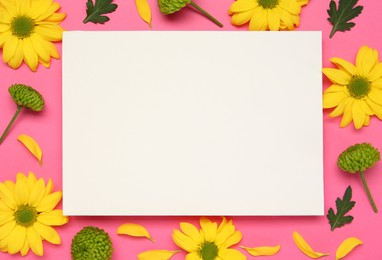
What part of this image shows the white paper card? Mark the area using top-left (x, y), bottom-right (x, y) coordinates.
top-left (63, 31), bottom-right (323, 216)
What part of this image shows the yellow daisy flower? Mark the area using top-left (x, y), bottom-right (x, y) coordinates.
top-left (172, 217), bottom-right (246, 260)
top-left (323, 46), bottom-right (382, 129)
top-left (0, 0), bottom-right (66, 71)
top-left (228, 0), bottom-right (308, 31)
top-left (0, 172), bottom-right (68, 256)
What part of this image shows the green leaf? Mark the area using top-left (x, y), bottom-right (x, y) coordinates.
top-left (327, 185), bottom-right (356, 231)
top-left (83, 0), bottom-right (118, 24)
top-left (327, 0), bottom-right (363, 38)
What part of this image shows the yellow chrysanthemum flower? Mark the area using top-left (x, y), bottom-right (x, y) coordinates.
top-left (323, 46), bottom-right (382, 129)
top-left (0, 0), bottom-right (66, 71)
top-left (228, 0), bottom-right (308, 31)
top-left (172, 217), bottom-right (246, 260)
top-left (0, 172), bottom-right (68, 256)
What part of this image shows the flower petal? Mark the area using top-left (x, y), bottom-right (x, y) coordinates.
top-left (248, 8), bottom-right (267, 30)
top-left (0, 30), bottom-right (11, 47)
top-left (7, 225), bottom-right (26, 254)
top-left (356, 46), bottom-right (379, 77)
top-left (180, 222), bottom-right (203, 245)
top-left (28, 178), bottom-right (45, 207)
top-left (200, 218), bottom-right (217, 242)
top-left (35, 2), bottom-right (60, 21)
top-left (138, 249), bottom-right (180, 260)
top-left (2, 36), bottom-right (19, 63)
top-left (215, 221), bottom-right (235, 245)
top-left (360, 100), bottom-right (374, 115)
top-left (44, 179), bottom-right (53, 196)
top-left (231, 9), bottom-right (255, 26)
top-left (26, 172), bottom-right (37, 191)
top-left (363, 115), bottom-right (370, 126)
top-left (35, 23), bottom-right (63, 42)
top-left (33, 221), bottom-right (61, 244)
top-left (352, 100), bottom-right (365, 129)
top-left (218, 248), bottom-right (247, 260)
top-left (15, 176), bottom-right (29, 205)
top-left (330, 57), bottom-right (357, 76)
top-left (367, 62), bottom-right (382, 82)
top-left (27, 226), bottom-right (43, 256)
top-left (368, 89), bottom-right (382, 105)
top-left (23, 37), bottom-right (39, 71)
top-left (323, 68), bottom-right (351, 85)
top-left (366, 99), bottom-right (382, 120)
top-left (0, 220), bottom-right (16, 240)
top-left (30, 33), bottom-right (50, 62)
top-left (222, 231), bottom-right (242, 248)
top-left (172, 229), bottom-right (198, 253)
top-left (186, 252), bottom-right (202, 260)
top-left (44, 12), bottom-right (66, 23)
top-left (0, 182), bottom-right (16, 209)
top-left (229, 0), bottom-right (258, 15)
top-left (268, 8), bottom-right (280, 31)
top-left (279, 8), bottom-right (294, 30)
top-left (340, 99), bottom-right (354, 127)
top-left (37, 210), bottom-right (68, 226)
top-left (36, 191), bottom-right (62, 212)
top-left (279, 0), bottom-right (301, 14)
top-left (324, 84), bottom-right (346, 93)
top-left (20, 236), bottom-right (30, 256)
top-left (323, 91), bottom-right (347, 108)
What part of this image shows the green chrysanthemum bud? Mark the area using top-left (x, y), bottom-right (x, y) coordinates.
top-left (337, 143), bottom-right (379, 213)
top-left (158, 0), bottom-right (223, 27)
top-left (9, 84), bottom-right (44, 111)
top-left (158, 0), bottom-right (190, 14)
top-left (71, 226), bottom-right (113, 260)
top-left (0, 84), bottom-right (45, 145)
top-left (337, 143), bottom-right (380, 173)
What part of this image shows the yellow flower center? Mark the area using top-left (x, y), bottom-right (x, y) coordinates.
top-left (258, 0), bottom-right (279, 9)
top-left (14, 204), bottom-right (38, 227)
top-left (347, 76), bottom-right (371, 99)
top-left (11, 16), bottom-right (35, 38)
top-left (199, 241), bottom-right (218, 260)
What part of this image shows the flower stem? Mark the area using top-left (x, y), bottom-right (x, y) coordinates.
top-left (359, 171), bottom-right (378, 213)
top-left (0, 106), bottom-right (22, 145)
top-left (189, 1), bottom-right (223, 28)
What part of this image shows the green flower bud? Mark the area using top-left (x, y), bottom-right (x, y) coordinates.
top-left (337, 143), bottom-right (380, 173)
top-left (158, 0), bottom-right (190, 14)
top-left (9, 84), bottom-right (44, 111)
top-left (71, 226), bottom-right (113, 260)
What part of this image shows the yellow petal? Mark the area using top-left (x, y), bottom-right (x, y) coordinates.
top-left (27, 172), bottom-right (37, 190)
top-left (23, 37), bottom-right (39, 71)
top-left (293, 231), bottom-right (329, 258)
top-left (323, 91), bottom-right (347, 108)
top-left (372, 78), bottom-right (382, 89)
top-left (35, 23), bottom-right (63, 42)
top-left (352, 99), bottom-right (365, 129)
top-left (0, 199), bottom-right (10, 211)
top-left (356, 46), bottom-right (379, 77)
top-left (330, 57), bottom-right (357, 76)
top-left (138, 249), bottom-right (180, 260)
top-left (180, 222), bottom-right (202, 245)
top-left (268, 8), bottom-right (280, 31)
top-left (8, 38), bottom-right (24, 69)
top-left (363, 115), bottom-right (370, 126)
top-left (172, 229), bottom-right (198, 252)
top-left (336, 237), bottom-right (362, 260)
top-left (0, 211), bottom-right (14, 226)
top-left (360, 100), bottom-right (374, 115)
top-left (17, 134), bottom-right (43, 165)
top-left (366, 98), bottom-right (382, 120)
top-left (3, 36), bottom-right (19, 63)
top-left (45, 40), bottom-right (59, 59)
top-left (7, 225), bottom-right (27, 254)
top-left (368, 62), bottom-right (382, 81)
top-left (368, 89), bottom-right (382, 105)
top-left (240, 245), bottom-right (281, 256)
top-left (44, 179), bottom-right (53, 196)
top-left (0, 182), bottom-right (16, 209)
top-left (279, 8), bottom-right (294, 30)
top-left (200, 218), bottom-right (217, 242)
top-left (218, 248), bottom-right (247, 260)
top-left (0, 30), bottom-right (12, 47)
top-left (186, 252), bottom-right (201, 260)
top-left (322, 68), bottom-right (351, 85)
top-left (20, 237), bottom-right (30, 256)
top-left (249, 8), bottom-right (267, 30)
top-left (28, 178), bottom-right (45, 207)
top-left (215, 220), bottom-right (235, 245)
top-left (35, 2), bottom-right (61, 21)
top-left (324, 84), bottom-right (346, 93)
top-left (223, 231), bottom-right (242, 248)
top-left (44, 12), bottom-right (66, 23)
top-left (340, 99), bottom-right (354, 127)
top-left (36, 191), bottom-right (62, 212)
top-left (15, 176), bottom-right (29, 204)
top-left (30, 34), bottom-right (50, 62)
top-left (117, 223), bottom-right (155, 242)
top-left (229, 0), bottom-right (258, 15)
top-left (27, 226), bottom-right (43, 256)
top-left (33, 221), bottom-right (61, 244)
top-left (231, 9), bottom-right (255, 26)
top-left (37, 210), bottom-right (68, 226)
top-left (0, 220), bottom-right (16, 240)
top-left (279, 0), bottom-right (301, 14)
top-left (135, 0), bottom-right (152, 28)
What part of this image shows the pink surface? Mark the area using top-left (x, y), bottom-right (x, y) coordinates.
top-left (0, 0), bottom-right (382, 259)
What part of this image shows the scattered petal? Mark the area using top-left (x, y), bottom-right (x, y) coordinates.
top-left (17, 134), bottom-right (43, 165)
top-left (293, 231), bottom-right (329, 259)
top-left (336, 237), bottom-right (362, 260)
top-left (117, 223), bottom-right (155, 242)
top-left (240, 245), bottom-right (280, 256)
top-left (135, 0), bottom-right (152, 28)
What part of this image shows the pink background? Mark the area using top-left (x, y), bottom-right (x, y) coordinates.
top-left (1, 0), bottom-right (382, 259)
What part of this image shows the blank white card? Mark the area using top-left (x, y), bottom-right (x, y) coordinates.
top-left (63, 31), bottom-right (323, 216)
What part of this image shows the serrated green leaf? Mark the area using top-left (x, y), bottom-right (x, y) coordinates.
top-left (327, 186), bottom-right (356, 231)
top-left (327, 0), bottom-right (363, 38)
top-left (83, 0), bottom-right (118, 24)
